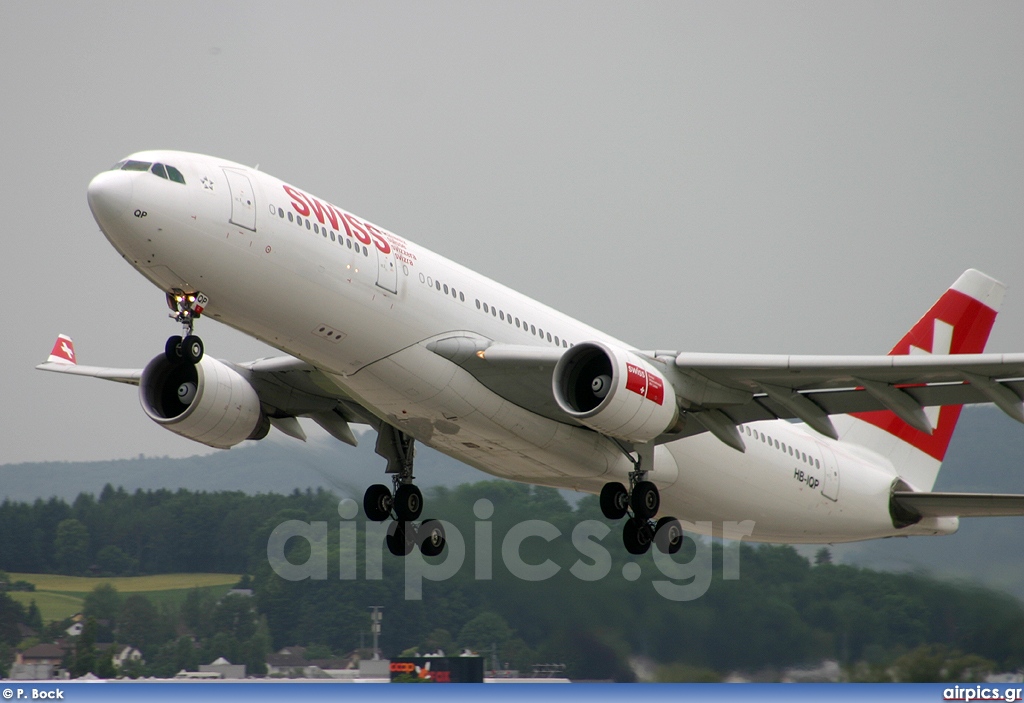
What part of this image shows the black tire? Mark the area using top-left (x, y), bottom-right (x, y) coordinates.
top-left (418, 519), bottom-right (446, 557)
top-left (394, 484), bottom-right (423, 522)
top-left (654, 516), bottom-right (683, 555)
top-left (599, 482), bottom-right (629, 520)
top-left (183, 335), bottom-right (204, 364)
top-left (622, 518), bottom-right (653, 555)
top-left (165, 336), bottom-right (183, 363)
top-left (386, 520), bottom-right (413, 557)
top-left (631, 481), bottom-right (660, 520)
top-left (363, 484), bottom-right (393, 522)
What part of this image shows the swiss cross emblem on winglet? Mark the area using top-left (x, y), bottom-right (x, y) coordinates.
top-left (47, 334), bottom-right (77, 365)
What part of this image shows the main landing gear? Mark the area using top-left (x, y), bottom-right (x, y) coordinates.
top-left (164, 290), bottom-right (208, 365)
top-left (599, 446), bottom-right (683, 556)
top-left (363, 425), bottom-right (446, 557)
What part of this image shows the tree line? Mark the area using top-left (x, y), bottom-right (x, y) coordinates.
top-left (1, 481), bottom-right (1023, 680)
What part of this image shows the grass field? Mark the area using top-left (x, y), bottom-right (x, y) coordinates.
top-left (8, 573), bottom-right (242, 623)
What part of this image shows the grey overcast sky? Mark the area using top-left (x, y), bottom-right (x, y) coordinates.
top-left (2, 2), bottom-right (1022, 465)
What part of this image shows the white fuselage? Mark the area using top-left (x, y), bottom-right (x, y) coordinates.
top-left (87, 151), bottom-right (955, 544)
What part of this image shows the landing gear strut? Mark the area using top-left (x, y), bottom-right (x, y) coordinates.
top-left (600, 443), bottom-right (682, 556)
top-left (164, 290), bottom-right (207, 365)
top-left (362, 425), bottom-right (446, 557)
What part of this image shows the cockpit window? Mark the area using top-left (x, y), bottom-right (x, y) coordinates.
top-left (110, 160), bottom-right (127, 171)
top-left (165, 165), bottom-right (186, 184)
top-left (151, 163), bottom-right (168, 179)
top-left (121, 160), bottom-right (152, 171)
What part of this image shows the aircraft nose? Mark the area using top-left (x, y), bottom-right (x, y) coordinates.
top-left (87, 169), bottom-right (133, 228)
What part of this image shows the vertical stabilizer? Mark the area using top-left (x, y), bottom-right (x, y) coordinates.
top-left (835, 269), bottom-right (1005, 490)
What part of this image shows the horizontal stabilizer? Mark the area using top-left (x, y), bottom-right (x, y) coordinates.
top-left (892, 491), bottom-right (1024, 518)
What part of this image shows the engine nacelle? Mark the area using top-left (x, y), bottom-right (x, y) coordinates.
top-left (553, 341), bottom-right (679, 443)
top-left (140, 354), bottom-right (269, 449)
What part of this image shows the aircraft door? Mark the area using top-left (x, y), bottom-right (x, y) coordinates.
top-left (223, 169), bottom-right (257, 232)
top-left (375, 246), bottom-right (398, 294)
top-left (820, 446), bottom-right (840, 501)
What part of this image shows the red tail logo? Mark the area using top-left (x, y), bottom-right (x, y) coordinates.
top-left (851, 282), bottom-right (999, 461)
top-left (48, 334), bottom-right (77, 364)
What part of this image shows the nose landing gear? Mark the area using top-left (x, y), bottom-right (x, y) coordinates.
top-left (164, 290), bottom-right (208, 365)
top-left (600, 444), bottom-right (683, 556)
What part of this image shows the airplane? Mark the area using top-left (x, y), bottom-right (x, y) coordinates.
top-left (37, 150), bottom-right (1024, 558)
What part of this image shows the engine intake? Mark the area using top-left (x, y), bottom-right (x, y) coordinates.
top-left (140, 354), bottom-right (269, 449)
top-left (553, 342), bottom-right (679, 443)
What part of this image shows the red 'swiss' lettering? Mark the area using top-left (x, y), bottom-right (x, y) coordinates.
top-left (307, 197), bottom-right (340, 230)
top-left (364, 223), bottom-right (392, 254)
top-left (281, 184), bottom-right (405, 257)
top-left (283, 185), bottom-right (310, 216)
top-left (342, 212), bottom-right (373, 246)
top-left (625, 363), bottom-right (665, 406)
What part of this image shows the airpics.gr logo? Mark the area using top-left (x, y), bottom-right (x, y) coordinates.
top-left (266, 499), bottom-right (754, 601)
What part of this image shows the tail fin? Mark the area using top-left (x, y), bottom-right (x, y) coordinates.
top-left (836, 269), bottom-right (1005, 491)
top-left (47, 334), bottom-right (77, 365)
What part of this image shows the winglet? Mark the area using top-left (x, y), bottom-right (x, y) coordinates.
top-left (47, 334), bottom-right (77, 365)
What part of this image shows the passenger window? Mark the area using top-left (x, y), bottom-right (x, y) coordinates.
top-left (363, 246), bottom-right (368, 256)
top-left (815, 460), bottom-right (820, 469)
top-left (492, 307), bottom-right (497, 317)
top-left (538, 329), bottom-right (544, 338)
top-left (150, 163), bottom-right (168, 179)
top-left (306, 220), bottom-right (311, 230)
top-left (166, 165), bottom-right (186, 184)
top-left (483, 303), bottom-right (489, 313)
top-left (278, 208), bottom-right (284, 218)
top-left (515, 317), bottom-right (520, 327)
top-left (546, 332), bottom-right (552, 342)
top-left (346, 239), bottom-right (352, 249)
top-left (288, 212), bottom-right (294, 222)
top-left (314, 223), bottom-right (320, 234)
top-left (330, 232), bottom-right (336, 242)
top-left (499, 311), bottom-right (505, 321)
top-left (436, 281), bottom-right (441, 291)
top-left (554, 335), bottom-right (560, 345)
top-left (476, 300), bottom-right (481, 309)
top-left (443, 284), bottom-right (449, 294)
top-left (459, 292), bottom-right (465, 302)
top-left (530, 325), bottom-right (536, 335)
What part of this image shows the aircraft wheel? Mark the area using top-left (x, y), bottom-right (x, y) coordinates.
top-left (394, 484), bottom-right (423, 522)
top-left (623, 518), bottom-right (653, 555)
top-left (165, 335), bottom-right (183, 363)
top-left (363, 484), bottom-right (393, 522)
top-left (387, 520), bottom-right (414, 557)
top-left (599, 482), bottom-right (629, 520)
top-left (654, 516), bottom-right (683, 555)
top-left (418, 519), bottom-right (446, 557)
top-left (631, 481), bottom-right (660, 520)
top-left (183, 335), bottom-right (204, 364)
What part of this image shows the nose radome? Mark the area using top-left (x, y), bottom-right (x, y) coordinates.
top-left (87, 169), bottom-right (133, 229)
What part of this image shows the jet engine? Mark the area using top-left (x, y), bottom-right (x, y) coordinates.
top-left (140, 354), bottom-right (270, 449)
top-left (553, 341), bottom-right (679, 443)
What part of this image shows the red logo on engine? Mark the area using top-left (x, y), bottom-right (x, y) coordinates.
top-left (625, 363), bottom-right (664, 405)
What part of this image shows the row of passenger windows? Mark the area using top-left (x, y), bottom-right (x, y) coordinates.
top-left (742, 425), bottom-right (821, 470)
top-left (418, 274), bottom-right (572, 348)
top-left (275, 206), bottom-right (370, 258)
top-left (111, 160), bottom-right (186, 184)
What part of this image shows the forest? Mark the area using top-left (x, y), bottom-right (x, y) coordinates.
top-left (1, 481), bottom-right (1023, 681)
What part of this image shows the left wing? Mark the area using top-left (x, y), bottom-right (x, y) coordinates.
top-left (36, 334), bottom-right (371, 446)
